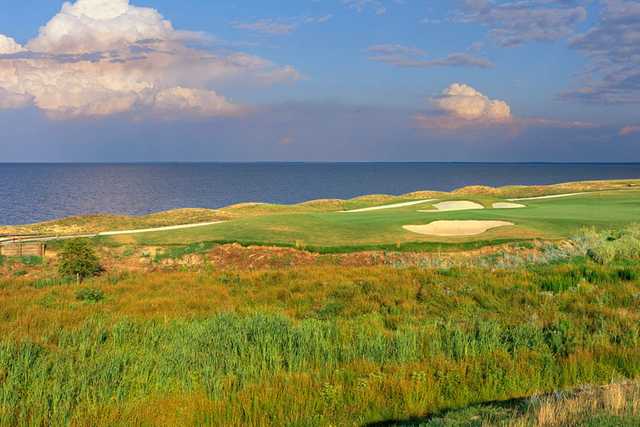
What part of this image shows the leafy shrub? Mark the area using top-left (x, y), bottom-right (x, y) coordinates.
top-left (12, 270), bottom-right (28, 277)
top-left (543, 320), bottom-right (576, 357)
top-left (576, 225), bottom-right (640, 264)
top-left (75, 288), bottom-right (104, 303)
top-left (587, 246), bottom-right (617, 265)
top-left (58, 239), bottom-right (101, 283)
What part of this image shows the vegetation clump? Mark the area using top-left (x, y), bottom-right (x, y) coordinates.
top-left (58, 239), bottom-right (102, 284)
top-left (576, 224), bottom-right (640, 264)
top-left (75, 287), bottom-right (105, 303)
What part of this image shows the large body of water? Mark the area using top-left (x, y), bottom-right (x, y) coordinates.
top-left (1, 163), bottom-right (640, 225)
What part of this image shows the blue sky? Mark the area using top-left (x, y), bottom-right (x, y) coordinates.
top-left (0, 0), bottom-right (638, 162)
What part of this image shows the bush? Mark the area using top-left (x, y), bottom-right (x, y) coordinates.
top-left (576, 225), bottom-right (640, 264)
top-left (75, 288), bottom-right (104, 303)
top-left (58, 239), bottom-right (101, 283)
top-left (587, 245), bottom-right (617, 265)
top-left (543, 320), bottom-right (576, 357)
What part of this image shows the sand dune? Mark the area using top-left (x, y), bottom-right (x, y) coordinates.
top-left (403, 220), bottom-right (514, 237)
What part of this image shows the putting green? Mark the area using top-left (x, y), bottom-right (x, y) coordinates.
top-left (108, 189), bottom-right (640, 250)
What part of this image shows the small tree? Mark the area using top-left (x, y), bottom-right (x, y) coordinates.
top-left (58, 239), bottom-right (101, 284)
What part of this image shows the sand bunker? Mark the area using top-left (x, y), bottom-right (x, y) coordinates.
top-left (492, 202), bottom-right (526, 209)
top-left (343, 199), bottom-right (437, 213)
top-left (403, 220), bottom-right (514, 237)
top-left (420, 201), bottom-right (484, 212)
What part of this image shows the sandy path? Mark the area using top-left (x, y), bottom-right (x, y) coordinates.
top-left (404, 220), bottom-right (514, 237)
top-left (0, 221), bottom-right (225, 243)
top-left (508, 192), bottom-right (587, 201)
top-left (98, 221), bottom-right (224, 236)
top-left (343, 199), bottom-right (437, 213)
top-left (419, 201), bottom-right (484, 212)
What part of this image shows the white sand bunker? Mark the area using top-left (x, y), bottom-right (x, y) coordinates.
top-left (492, 202), bottom-right (526, 209)
top-left (420, 201), bottom-right (484, 212)
top-left (404, 220), bottom-right (514, 237)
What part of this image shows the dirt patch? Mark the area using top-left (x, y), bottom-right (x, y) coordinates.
top-left (404, 220), bottom-right (515, 237)
top-left (207, 244), bottom-right (318, 269)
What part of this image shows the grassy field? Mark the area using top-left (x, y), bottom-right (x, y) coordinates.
top-left (1, 253), bottom-right (640, 425)
top-left (2, 180), bottom-right (640, 425)
top-left (108, 190), bottom-right (640, 251)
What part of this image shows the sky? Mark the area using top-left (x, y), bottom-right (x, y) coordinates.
top-left (0, 0), bottom-right (639, 162)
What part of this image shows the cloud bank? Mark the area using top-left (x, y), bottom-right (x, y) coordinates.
top-left (0, 0), bottom-right (299, 119)
top-left (562, 0), bottom-right (640, 104)
top-left (460, 0), bottom-right (587, 47)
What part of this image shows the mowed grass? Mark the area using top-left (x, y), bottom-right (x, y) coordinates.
top-left (116, 190), bottom-right (640, 249)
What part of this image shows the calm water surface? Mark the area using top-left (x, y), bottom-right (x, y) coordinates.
top-left (1, 163), bottom-right (640, 225)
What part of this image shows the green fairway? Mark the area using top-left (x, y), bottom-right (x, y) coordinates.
top-left (112, 189), bottom-right (640, 249)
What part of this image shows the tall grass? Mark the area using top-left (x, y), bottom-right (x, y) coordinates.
top-left (1, 259), bottom-right (640, 425)
top-left (1, 314), bottom-right (639, 426)
top-left (574, 224), bottom-right (640, 264)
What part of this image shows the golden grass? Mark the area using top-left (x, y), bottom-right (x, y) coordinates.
top-left (524, 382), bottom-right (640, 426)
top-left (0, 208), bottom-right (226, 235)
top-left (1, 260), bottom-right (640, 426)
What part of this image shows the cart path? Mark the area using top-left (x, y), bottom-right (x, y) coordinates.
top-left (0, 221), bottom-right (225, 244)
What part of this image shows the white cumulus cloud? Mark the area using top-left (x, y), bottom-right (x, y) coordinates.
top-left (436, 83), bottom-right (511, 121)
top-left (0, 35), bottom-right (24, 54)
top-left (415, 83), bottom-right (598, 133)
top-left (0, 0), bottom-right (300, 119)
top-left (416, 83), bottom-right (512, 129)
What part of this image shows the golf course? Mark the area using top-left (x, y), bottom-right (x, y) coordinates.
top-left (3, 179), bottom-right (640, 426)
top-left (109, 186), bottom-right (640, 252)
